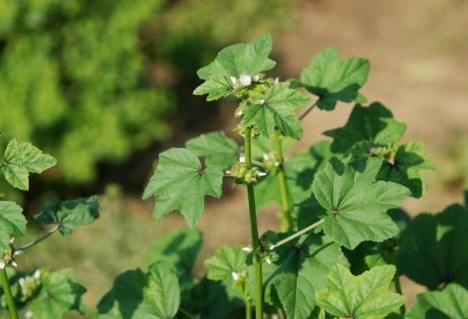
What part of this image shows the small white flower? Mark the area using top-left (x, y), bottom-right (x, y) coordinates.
top-left (11, 261), bottom-right (17, 268)
top-left (242, 246), bottom-right (252, 253)
top-left (0, 261), bottom-right (5, 269)
top-left (239, 154), bottom-right (246, 163)
top-left (259, 99), bottom-right (265, 105)
top-left (257, 171), bottom-right (267, 177)
top-left (18, 278), bottom-right (25, 288)
top-left (14, 250), bottom-right (24, 257)
top-left (25, 311), bottom-right (33, 319)
top-left (34, 269), bottom-right (41, 279)
top-left (235, 109), bottom-right (243, 117)
top-left (239, 74), bottom-right (252, 86)
top-left (274, 77), bottom-right (279, 83)
top-left (265, 257), bottom-right (272, 264)
top-left (231, 272), bottom-right (240, 281)
top-left (262, 153), bottom-right (270, 160)
top-left (253, 74), bottom-right (260, 82)
top-left (9, 237), bottom-right (15, 244)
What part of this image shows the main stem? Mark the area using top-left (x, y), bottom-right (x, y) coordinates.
top-left (244, 127), bottom-right (263, 319)
top-left (0, 268), bottom-right (19, 319)
top-left (273, 129), bottom-right (293, 231)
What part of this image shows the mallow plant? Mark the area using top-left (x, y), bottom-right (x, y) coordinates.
top-left (1, 35), bottom-right (468, 319)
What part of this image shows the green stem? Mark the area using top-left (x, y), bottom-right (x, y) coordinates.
top-left (15, 224), bottom-right (59, 253)
top-left (269, 219), bottom-right (324, 250)
top-left (244, 285), bottom-right (252, 319)
top-left (179, 308), bottom-right (196, 319)
top-left (299, 100), bottom-right (318, 121)
top-left (0, 268), bottom-right (19, 319)
top-left (244, 127), bottom-right (263, 319)
top-left (273, 129), bottom-right (293, 231)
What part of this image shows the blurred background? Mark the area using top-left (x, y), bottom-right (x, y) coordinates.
top-left (0, 0), bottom-right (467, 313)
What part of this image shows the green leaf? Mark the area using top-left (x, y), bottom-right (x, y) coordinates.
top-left (324, 103), bottom-right (406, 154)
top-left (186, 131), bottom-right (239, 168)
top-left (97, 263), bottom-right (180, 319)
top-left (181, 276), bottom-right (243, 319)
top-left (141, 262), bottom-right (180, 319)
top-left (205, 245), bottom-right (247, 287)
top-left (255, 140), bottom-right (333, 210)
top-left (300, 47), bottom-right (370, 110)
top-left (397, 203), bottom-right (468, 289)
top-left (407, 284), bottom-right (468, 319)
top-left (35, 195), bottom-right (100, 235)
top-left (0, 201), bottom-right (26, 252)
top-left (265, 234), bottom-right (347, 319)
top-left (194, 35), bottom-right (276, 101)
top-left (312, 158), bottom-right (410, 249)
top-left (97, 269), bottom-right (147, 319)
top-left (379, 142), bottom-right (434, 198)
top-left (1, 139), bottom-right (56, 190)
top-left (143, 148), bottom-right (224, 227)
top-left (315, 264), bottom-right (405, 319)
top-left (29, 269), bottom-right (86, 319)
top-left (144, 229), bottom-right (202, 290)
top-left (242, 83), bottom-right (309, 139)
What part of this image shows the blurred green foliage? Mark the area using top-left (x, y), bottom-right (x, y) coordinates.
top-left (0, 0), bottom-right (297, 184)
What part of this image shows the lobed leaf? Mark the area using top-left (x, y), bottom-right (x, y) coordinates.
top-left (324, 102), bottom-right (406, 154)
top-left (300, 47), bottom-right (369, 110)
top-left (397, 203), bottom-right (468, 289)
top-left (0, 201), bottom-right (27, 252)
top-left (407, 284), bottom-right (468, 319)
top-left (35, 195), bottom-right (100, 235)
top-left (241, 82), bottom-right (309, 139)
top-left (1, 139), bottom-right (56, 190)
top-left (143, 148), bottom-right (224, 227)
top-left (264, 234), bottom-right (347, 319)
top-left (312, 158), bottom-right (410, 249)
top-left (194, 35), bottom-right (276, 101)
top-left (205, 245), bottom-right (247, 286)
top-left (185, 131), bottom-right (239, 168)
top-left (29, 269), bottom-right (86, 319)
top-left (378, 142), bottom-right (435, 198)
top-left (315, 264), bottom-right (405, 319)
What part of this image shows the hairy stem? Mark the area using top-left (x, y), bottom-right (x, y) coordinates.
top-left (273, 129), bottom-right (293, 231)
top-left (0, 268), bottom-right (19, 319)
top-left (244, 127), bottom-right (263, 319)
top-left (269, 219), bottom-right (324, 250)
top-left (15, 224), bottom-right (59, 253)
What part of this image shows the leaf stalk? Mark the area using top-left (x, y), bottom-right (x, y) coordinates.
top-left (269, 219), bottom-right (324, 250)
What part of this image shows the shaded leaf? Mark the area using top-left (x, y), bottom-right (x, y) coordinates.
top-left (324, 103), bottom-right (406, 154)
top-left (144, 229), bottom-right (202, 290)
top-left (407, 284), bottom-right (468, 319)
top-left (264, 234), bottom-right (347, 319)
top-left (300, 48), bottom-right (369, 110)
top-left (29, 269), bottom-right (86, 319)
top-left (35, 195), bottom-right (100, 235)
top-left (312, 158), bottom-right (410, 249)
top-left (397, 204), bottom-right (468, 289)
top-left (315, 264), bottom-right (405, 319)
top-left (143, 148), bottom-right (224, 227)
top-left (194, 35), bottom-right (276, 101)
top-left (378, 142), bottom-right (434, 198)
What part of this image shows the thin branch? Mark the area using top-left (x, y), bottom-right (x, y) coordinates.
top-left (15, 224), bottom-right (59, 253)
top-left (299, 100), bottom-right (318, 121)
top-left (269, 219), bottom-right (324, 250)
